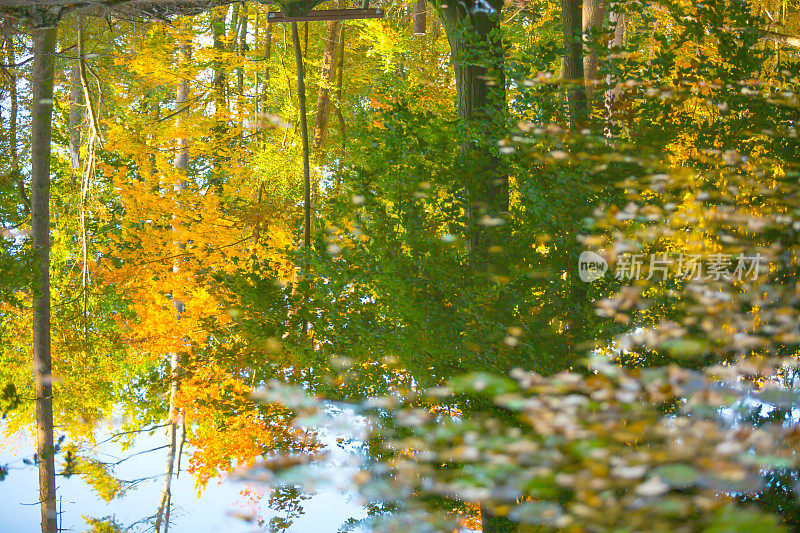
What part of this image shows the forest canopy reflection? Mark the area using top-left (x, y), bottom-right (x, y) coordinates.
top-left (2, 0), bottom-right (800, 531)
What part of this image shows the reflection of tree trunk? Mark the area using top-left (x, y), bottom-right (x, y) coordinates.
top-left (154, 359), bottom-right (178, 533)
top-left (334, 22), bottom-right (346, 172)
top-left (77, 15), bottom-right (100, 332)
top-left (413, 0), bottom-right (427, 35)
top-left (254, 11), bottom-right (260, 117)
top-left (212, 10), bottom-right (228, 180)
top-left (292, 22), bottom-right (311, 250)
top-left (236, 3), bottom-right (248, 96)
top-left (311, 17), bottom-right (340, 203)
top-left (311, 19), bottom-right (339, 160)
top-left (438, 0), bottom-right (508, 267)
top-left (257, 20), bottom-right (271, 148)
top-left (4, 21), bottom-right (26, 211)
top-left (31, 23), bottom-right (58, 533)
top-left (437, 5), bottom-right (512, 527)
top-left (582, 0), bottom-right (604, 103)
top-left (68, 62), bottom-right (83, 175)
top-left (561, 0), bottom-right (586, 129)
top-left (155, 43), bottom-right (190, 533)
top-left (291, 21), bottom-right (311, 336)
top-left (227, 2), bottom-right (239, 50)
top-left (264, 22), bottom-right (271, 89)
top-left (212, 10), bottom-right (226, 115)
top-left (604, 10), bottom-right (625, 137)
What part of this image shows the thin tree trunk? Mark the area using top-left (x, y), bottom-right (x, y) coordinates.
top-left (154, 362), bottom-right (178, 533)
top-left (292, 21), bottom-right (311, 250)
top-left (212, 9), bottom-right (226, 112)
top-left (236, 3), bottom-right (248, 140)
top-left (236, 3), bottom-right (247, 95)
top-left (4, 21), bottom-right (25, 211)
top-left (258, 21), bottom-right (271, 147)
top-left (292, 21), bottom-right (311, 336)
top-left (281, 24), bottom-right (293, 106)
top-left (310, 18), bottom-right (339, 205)
top-left (311, 19), bottom-right (339, 160)
top-left (264, 21), bottom-right (271, 89)
top-left (582, 0), bottom-right (604, 103)
top-left (561, 0), bottom-right (587, 129)
top-left (212, 10), bottom-right (228, 175)
top-left (155, 42), bottom-right (190, 533)
top-left (77, 15), bottom-right (100, 332)
top-left (31, 23), bottom-right (58, 533)
top-left (334, 21), bottom-right (346, 181)
top-left (254, 10), bottom-right (260, 117)
top-left (68, 63), bottom-right (82, 175)
top-left (604, 10), bottom-right (625, 137)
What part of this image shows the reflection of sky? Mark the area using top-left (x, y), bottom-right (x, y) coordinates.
top-left (0, 407), bottom-right (368, 532)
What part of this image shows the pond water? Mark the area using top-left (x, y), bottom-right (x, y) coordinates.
top-left (4, 0), bottom-right (800, 532)
top-left (0, 407), bottom-right (369, 532)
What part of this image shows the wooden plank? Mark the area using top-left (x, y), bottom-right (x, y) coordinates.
top-left (267, 8), bottom-right (384, 23)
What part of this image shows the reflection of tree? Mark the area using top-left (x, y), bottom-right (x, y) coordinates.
top-left (30, 23), bottom-right (59, 533)
top-left (265, 484), bottom-right (312, 532)
top-left (84, 516), bottom-right (124, 532)
top-left (153, 402), bottom-right (181, 533)
top-left (154, 33), bottom-right (191, 533)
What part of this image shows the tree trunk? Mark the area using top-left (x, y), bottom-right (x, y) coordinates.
top-left (155, 42), bottom-right (190, 533)
top-left (291, 22), bottom-right (311, 250)
top-left (439, 3), bottom-right (505, 125)
top-left (258, 20), bottom-right (272, 147)
top-left (311, 19), bottom-right (339, 161)
top-left (334, 21), bottom-right (346, 166)
top-left (227, 2), bottom-right (240, 50)
top-left (31, 23), bottom-right (58, 533)
top-left (236, 3), bottom-right (248, 95)
top-left (212, 9), bottom-right (226, 113)
top-left (212, 9), bottom-right (228, 175)
top-left (561, 0), bottom-right (587, 129)
top-left (292, 21), bottom-right (312, 336)
top-left (4, 21), bottom-right (26, 212)
top-left (154, 361), bottom-right (178, 533)
top-left (437, 0), bottom-right (508, 267)
top-left (437, 4), bottom-right (513, 524)
top-left (254, 10), bottom-right (260, 116)
top-left (413, 0), bottom-right (426, 35)
top-left (76, 14), bottom-right (99, 331)
top-left (582, 0), bottom-right (604, 103)
top-left (304, 21), bottom-right (308, 59)
top-left (68, 60), bottom-right (83, 175)
top-left (264, 21), bottom-right (271, 89)
top-left (604, 9), bottom-right (625, 137)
